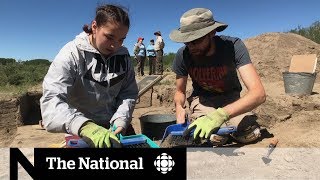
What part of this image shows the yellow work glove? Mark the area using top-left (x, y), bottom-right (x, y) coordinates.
top-left (79, 121), bottom-right (121, 148)
top-left (183, 108), bottom-right (229, 140)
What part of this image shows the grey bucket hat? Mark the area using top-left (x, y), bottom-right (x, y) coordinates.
top-left (169, 8), bottom-right (228, 43)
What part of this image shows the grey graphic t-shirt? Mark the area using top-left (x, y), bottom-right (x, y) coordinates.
top-left (172, 35), bottom-right (251, 97)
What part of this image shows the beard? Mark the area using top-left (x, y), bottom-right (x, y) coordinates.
top-left (189, 41), bottom-right (213, 57)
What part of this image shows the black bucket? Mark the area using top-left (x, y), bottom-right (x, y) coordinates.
top-left (139, 114), bottom-right (176, 140)
top-left (283, 72), bottom-right (317, 95)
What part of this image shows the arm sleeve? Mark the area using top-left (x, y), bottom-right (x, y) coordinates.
top-left (233, 38), bottom-right (252, 69)
top-left (110, 55), bottom-right (138, 129)
top-left (40, 43), bottom-right (89, 136)
top-left (172, 47), bottom-right (188, 76)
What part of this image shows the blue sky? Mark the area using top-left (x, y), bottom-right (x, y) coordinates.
top-left (1, 0), bottom-right (319, 61)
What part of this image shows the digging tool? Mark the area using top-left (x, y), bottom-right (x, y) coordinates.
top-left (262, 138), bottom-right (279, 164)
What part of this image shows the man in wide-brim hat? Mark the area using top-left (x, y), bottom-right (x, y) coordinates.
top-left (170, 8), bottom-right (266, 146)
top-left (154, 30), bottom-right (165, 75)
top-left (169, 8), bottom-right (227, 43)
top-left (154, 31), bottom-right (162, 36)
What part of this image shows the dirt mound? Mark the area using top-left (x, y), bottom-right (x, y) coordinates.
top-left (244, 32), bottom-right (320, 82)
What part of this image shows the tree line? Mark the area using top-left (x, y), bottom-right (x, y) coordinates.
top-left (0, 54), bottom-right (176, 87)
top-left (130, 52), bottom-right (176, 71)
top-left (289, 21), bottom-right (320, 44)
top-left (0, 58), bottom-right (50, 86)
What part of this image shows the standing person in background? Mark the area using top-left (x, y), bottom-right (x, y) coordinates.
top-left (133, 37), bottom-right (146, 76)
top-left (154, 31), bottom-right (165, 75)
top-left (40, 4), bottom-right (138, 148)
top-left (170, 8), bottom-right (266, 145)
top-left (146, 39), bottom-right (156, 75)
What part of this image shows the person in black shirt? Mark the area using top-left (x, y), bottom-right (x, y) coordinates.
top-left (170, 8), bottom-right (266, 145)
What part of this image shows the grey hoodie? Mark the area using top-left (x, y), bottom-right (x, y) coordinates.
top-left (40, 32), bottom-right (138, 136)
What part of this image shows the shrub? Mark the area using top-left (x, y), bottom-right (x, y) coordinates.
top-left (289, 21), bottom-right (320, 44)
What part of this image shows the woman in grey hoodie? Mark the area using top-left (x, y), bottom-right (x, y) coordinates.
top-left (40, 4), bottom-right (138, 148)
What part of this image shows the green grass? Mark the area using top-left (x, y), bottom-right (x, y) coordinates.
top-left (0, 84), bottom-right (32, 96)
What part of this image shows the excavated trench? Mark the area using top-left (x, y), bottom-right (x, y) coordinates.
top-left (0, 91), bottom-right (42, 146)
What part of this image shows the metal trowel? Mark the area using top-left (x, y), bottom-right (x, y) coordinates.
top-left (262, 138), bottom-right (279, 164)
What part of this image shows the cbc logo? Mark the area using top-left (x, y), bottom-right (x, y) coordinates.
top-left (154, 153), bottom-right (175, 174)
